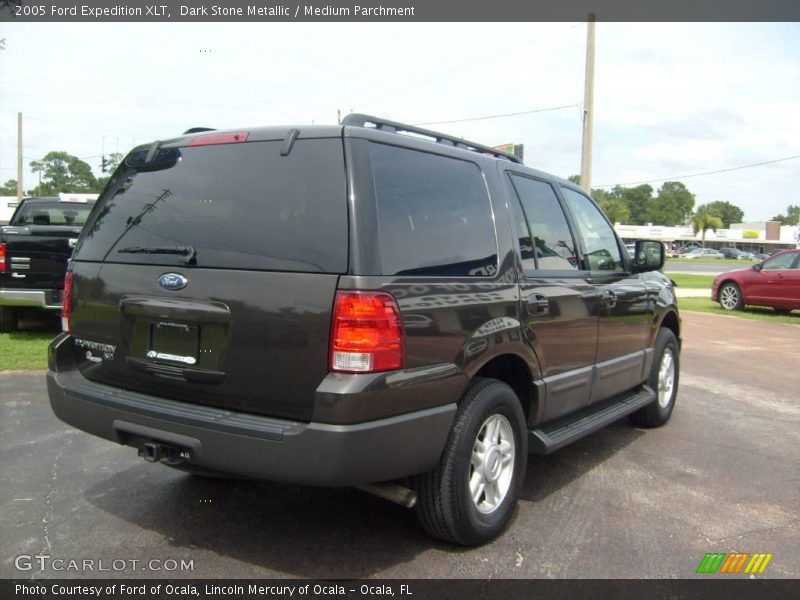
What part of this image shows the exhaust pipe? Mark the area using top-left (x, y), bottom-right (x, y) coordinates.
top-left (356, 482), bottom-right (417, 508)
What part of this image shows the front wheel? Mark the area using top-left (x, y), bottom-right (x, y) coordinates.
top-left (630, 328), bottom-right (680, 428)
top-left (718, 282), bottom-right (743, 311)
top-left (413, 378), bottom-right (527, 546)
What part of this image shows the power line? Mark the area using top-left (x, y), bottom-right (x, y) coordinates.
top-left (595, 155), bottom-right (800, 188)
top-left (414, 104), bottom-right (581, 126)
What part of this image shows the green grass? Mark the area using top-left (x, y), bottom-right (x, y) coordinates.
top-left (0, 331), bottom-right (56, 370)
top-left (668, 274), bottom-right (715, 289)
top-left (678, 297), bottom-right (800, 324)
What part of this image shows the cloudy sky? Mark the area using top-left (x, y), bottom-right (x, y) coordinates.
top-left (1, 22), bottom-right (798, 221)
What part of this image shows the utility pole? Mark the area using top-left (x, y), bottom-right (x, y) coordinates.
top-left (16, 112), bottom-right (23, 202)
top-left (580, 14), bottom-right (596, 192)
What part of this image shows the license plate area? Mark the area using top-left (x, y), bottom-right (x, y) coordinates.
top-left (148, 321), bottom-right (199, 366)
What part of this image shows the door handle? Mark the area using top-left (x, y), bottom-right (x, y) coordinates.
top-left (11, 273), bottom-right (26, 279)
top-left (527, 293), bottom-right (550, 316)
top-left (603, 290), bottom-right (618, 309)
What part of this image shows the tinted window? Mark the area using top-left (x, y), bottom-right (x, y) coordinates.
top-left (76, 139), bottom-right (347, 273)
top-left (763, 252), bottom-right (796, 270)
top-left (560, 187), bottom-right (624, 272)
top-left (13, 201), bottom-right (93, 226)
top-left (505, 178), bottom-right (536, 272)
top-left (370, 143), bottom-right (497, 277)
top-left (509, 175), bottom-right (578, 271)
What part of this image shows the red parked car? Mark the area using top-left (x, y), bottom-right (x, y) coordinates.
top-left (712, 249), bottom-right (800, 313)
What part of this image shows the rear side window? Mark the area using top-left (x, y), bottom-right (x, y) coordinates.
top-left (369, 143), bottom-right (497, 277)
top-left (76, 139), bottom-right (347, 273)
top-left (13, 202), bottom-right (93, 226)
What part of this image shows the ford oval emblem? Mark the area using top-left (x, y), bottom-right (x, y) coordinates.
top-left (158, 273), bottom-right (188, 291)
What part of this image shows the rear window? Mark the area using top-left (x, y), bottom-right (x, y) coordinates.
top-left (75, 139), bottom-right (347, 273)
top-left (369, 143), bottom-right (497, 277)
top-left (12, 202), bottom-right (93, 226)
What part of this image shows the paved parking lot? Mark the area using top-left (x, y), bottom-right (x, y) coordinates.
top-left (1, 311), bottom-right (798, 579)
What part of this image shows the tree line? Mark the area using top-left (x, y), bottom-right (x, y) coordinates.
top-left (0, 151), bottom-right (123, 197)
top-left (567, 175), bottom-right (799, 231)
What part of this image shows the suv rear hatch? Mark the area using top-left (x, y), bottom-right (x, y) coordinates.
top-left (67, 130), bottom-right (347, 422)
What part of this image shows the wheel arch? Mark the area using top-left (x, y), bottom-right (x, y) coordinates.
top-left (471, 353), bottom-right (540, 425)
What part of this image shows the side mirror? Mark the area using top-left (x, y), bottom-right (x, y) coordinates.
top-left (753, 263), bottom-right (763, 272)
top-left (631, 240), bottom-right (665, 273)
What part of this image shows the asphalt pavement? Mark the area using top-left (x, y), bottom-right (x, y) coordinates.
top-left (1, 311), bottom-right (798, 579)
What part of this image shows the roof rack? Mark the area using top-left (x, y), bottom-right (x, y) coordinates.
top-left (341, 113), bottom-right (522, 164)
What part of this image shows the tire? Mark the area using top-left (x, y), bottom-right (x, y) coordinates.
top-left (718, 282), bottom-right (743, 311)
top-left (413, 378), bottom-right (527, 546)
top-left (0, 306), bottom-right (19, 333)
top-left (629, 328), bottom-right (680, 428)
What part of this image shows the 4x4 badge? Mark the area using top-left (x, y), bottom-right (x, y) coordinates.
top-left (158, 273), bottom-right (188, 291)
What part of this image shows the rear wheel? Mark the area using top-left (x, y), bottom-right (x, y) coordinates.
top-left (718, 282), bottom-right (743, 311)
top-left (413, 378), bottom-right (527, 546)
top-left (629, 328), bottom-right (680, 428)
top-left (0, 307), bottom-right (19, 333)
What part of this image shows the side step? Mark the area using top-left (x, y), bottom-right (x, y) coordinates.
top-left (528, 385), bottom-right (656, 455)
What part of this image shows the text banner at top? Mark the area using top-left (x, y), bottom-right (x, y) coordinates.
top-left (2, 0), bottom-right (800, 22)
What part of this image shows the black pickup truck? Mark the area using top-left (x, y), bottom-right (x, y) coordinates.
top-left (0, 196), bottom-right (95, 332)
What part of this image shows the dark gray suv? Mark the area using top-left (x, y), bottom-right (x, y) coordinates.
top-left (47, 115), bottom-right (681, 545)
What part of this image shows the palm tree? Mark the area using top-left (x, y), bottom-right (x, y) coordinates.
top-left (693, 210), bottom-right (723, 247)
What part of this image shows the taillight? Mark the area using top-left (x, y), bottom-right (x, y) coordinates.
top-left (330, 291), bottom-right (404, 373)
top-left (188, 131), bottom-right (249, 147)
top-left (0, 243), bottom-right (5, 273)
top-left (61, 271), bottom-right (74, 333)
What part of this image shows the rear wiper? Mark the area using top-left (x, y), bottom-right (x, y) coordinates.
top-left (117, 245), bottom-right (197, 265)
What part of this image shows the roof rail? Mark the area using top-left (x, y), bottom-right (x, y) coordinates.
top-left (341, 113), bottom-right (522, 164)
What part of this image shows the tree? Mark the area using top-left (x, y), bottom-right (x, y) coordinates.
top-left (600, 198), bottom-right (631, 224)
top-left (567, 174), bottom-right (581, 185)
top-left (28, 151), bottom-right (97, 195)
top-left (648, 181), bottom-right (695, 226)
top-left (101, 152), bottom-right (124, 174)
top-left (770, 205), bottom-right (800, 226)
top-left (0, 179), bottom-right (17, 195)
top-left (615, 184), bottom-right (654, 225)
top-left (693, 208), bottom-right (723, 247)
top-left (702, 200), bottom-right (744, 228)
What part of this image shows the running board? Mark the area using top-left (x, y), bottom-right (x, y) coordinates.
top-left (528, 385), bottom-right (656, 455)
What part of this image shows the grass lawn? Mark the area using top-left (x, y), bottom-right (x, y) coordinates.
top-left (678, 297), bottom-right (800, 324)
top-left (667, 273), bottom-right (715, 289)
top-left (0, 331), bottom-right (56, 371)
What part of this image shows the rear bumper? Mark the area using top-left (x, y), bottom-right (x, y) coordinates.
top-left (47, 335), bottom-right (457, 486)
top-left (0, 288), bottom-right (62, 309)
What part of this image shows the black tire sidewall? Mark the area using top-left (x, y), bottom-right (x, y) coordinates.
top-left (451, 381), bottom-right (527, 544)
top-left (648, 329), bottom-right (680, 422)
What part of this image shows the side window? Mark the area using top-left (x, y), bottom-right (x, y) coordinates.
top-left (560, 187), bottom-right (624, 272)
top-left (370, 143), bottom-right (498, 277)
top-left (509, 174), bottom-right (579, 271)
top-left (762, 252), bottom-right (795, 270)
top-left (504, 178), bottom-right (536, 272)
